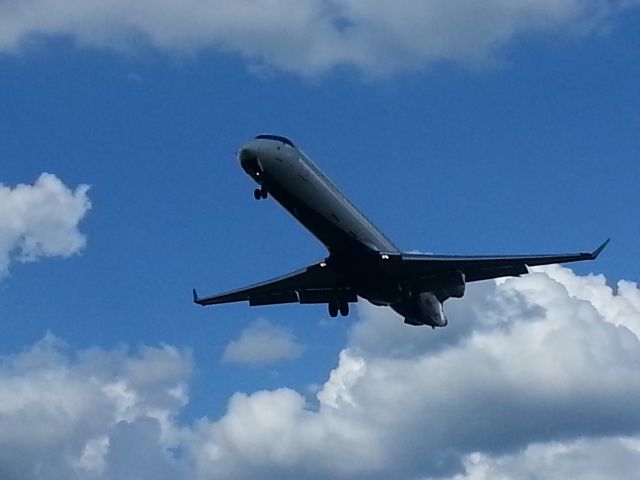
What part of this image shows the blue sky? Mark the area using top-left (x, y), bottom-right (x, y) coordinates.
top-left (1, 2), bottom-right (640, 479)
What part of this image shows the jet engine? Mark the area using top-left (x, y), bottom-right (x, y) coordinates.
top-left (391, 272), bottom-right (466, 327)
top-left (435, 271), bottom-right (466, 302)
top-left (392, 291), bottom-right (448, 328)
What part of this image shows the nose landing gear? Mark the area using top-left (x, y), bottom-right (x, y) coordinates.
top-left (253, 186), bottom-right (268, 200)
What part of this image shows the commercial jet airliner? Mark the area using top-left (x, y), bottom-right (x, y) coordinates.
top-left (193, 134), bottom-right (608, 327)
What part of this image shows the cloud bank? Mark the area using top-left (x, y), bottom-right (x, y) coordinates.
top-left (0, 0), bottom-right (638, 75)
top-left (2, 265), bottom-right (640, 479)
top-left (0, 173), bottom-right (91, 278)
top-left (222, 319), bottom-right (304, 365)
top-left (0, 335), bottom-right (190, 480)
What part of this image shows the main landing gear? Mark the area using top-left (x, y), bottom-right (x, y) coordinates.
top-left (328, 300), bottom-right (349, 318)
top-left (253, 186), bottom-right (268, 200)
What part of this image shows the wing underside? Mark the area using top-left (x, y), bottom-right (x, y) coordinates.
top-left (193, 261), bottom-right (355, 307)
top-left (194, 240), bottom-right (609, 307)
top-left (380, 239), bottom-right (610, 282)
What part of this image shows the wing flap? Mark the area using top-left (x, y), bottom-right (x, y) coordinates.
top-left (249, 291), bottom-right (299, 306)
top-left (298, 288), bottom-right (357, 304)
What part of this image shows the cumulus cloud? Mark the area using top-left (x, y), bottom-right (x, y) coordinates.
top-left (0, 0), bottom-right (638, 75)
top-left (0, 334), bottom-right (191, 480)
top-left (222, 319), bottom-right (304, 365)
top-left (192, 267), bottom-right (640, 479)
top-left (452, 437), bottom-right (640, 480)
top-left (2, 266), bottom-right (640, 479)
top-left (0, 173), bottom-right (91, 278)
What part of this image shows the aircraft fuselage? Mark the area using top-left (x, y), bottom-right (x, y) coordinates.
top-left (239, 136), bottom-right (398, 257)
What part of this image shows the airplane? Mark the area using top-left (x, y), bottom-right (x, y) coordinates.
top-left (193, 134), bottom-right (609, 328)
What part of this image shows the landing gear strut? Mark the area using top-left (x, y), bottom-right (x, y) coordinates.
top-left (253, 186), bottom-right (268, 200)
top-left (328, 300), bottom-right (349, 318)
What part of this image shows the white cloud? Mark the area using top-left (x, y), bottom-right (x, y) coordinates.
top-left (190, 266), bottom-right (640, 479)
top-left (2, 266), bottom-right (640, 479)
top-left (0, 173), bottom-right (91, 278)
top-left (0, 334), bottom-right (191, 480)
top-left (452, 437), bottom-right (640, 480)
top-left (0, 1), bottom-right (638, 75)
top-left (222, 319), bottom-right (304, 365)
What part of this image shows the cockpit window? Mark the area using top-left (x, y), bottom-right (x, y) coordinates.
top-left (254, 134), bottom-right (295, 148)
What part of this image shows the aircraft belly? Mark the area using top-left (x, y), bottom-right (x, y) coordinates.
top-left (265, 156), bottom-right (396, 254)
top-left (266, 179), bottom-right (363, 254)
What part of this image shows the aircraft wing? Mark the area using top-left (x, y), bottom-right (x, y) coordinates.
top-left (193, 261), bottom-right (345, 307)
top-left (381, 239), bottom-right (610, 283)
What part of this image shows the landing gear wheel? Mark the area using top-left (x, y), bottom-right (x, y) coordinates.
top-left (328, 302), bottom-right (338, 318)
top-left (254, 187), bottom-right (268, 200)
top-left (339, 302), bottom-right (349, 317)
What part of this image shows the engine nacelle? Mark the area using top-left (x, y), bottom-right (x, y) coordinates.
top-left (392, 292), bottom-right (448, 328)
top-left (435, 271), bottom-right (466, 302)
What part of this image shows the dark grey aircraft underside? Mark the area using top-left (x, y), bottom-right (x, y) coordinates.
top-left (194, 134), bottom-right (608, 328)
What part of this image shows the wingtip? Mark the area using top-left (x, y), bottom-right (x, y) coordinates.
top-left (591, 238), bottom-right (611, 259)
top-left (192, 288), bottom-right (199, 303)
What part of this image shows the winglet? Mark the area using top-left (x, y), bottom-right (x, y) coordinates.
top-left (192, 288), bottom-right (199, 304)
top-left (590, 238), bottom-right (610, 259)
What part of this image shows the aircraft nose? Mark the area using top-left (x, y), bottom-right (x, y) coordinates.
top-left (238, 145), bottom-right (262, 177)
top-left (238, 146), bottom-right (257, 166)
